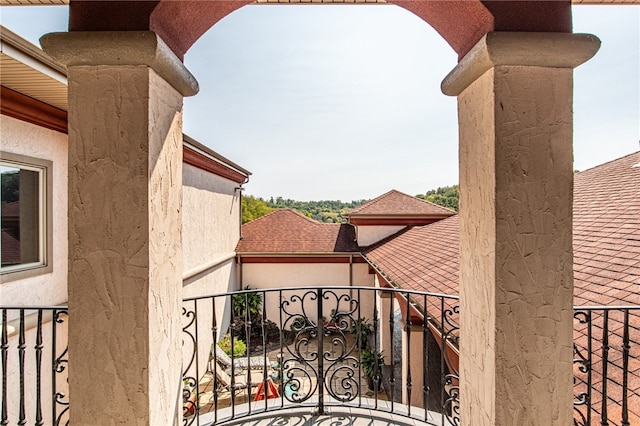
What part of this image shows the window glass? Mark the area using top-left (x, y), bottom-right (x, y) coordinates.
top-left (1, 162), bottom-right (44, 272)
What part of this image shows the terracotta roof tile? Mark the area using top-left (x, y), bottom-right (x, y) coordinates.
top-left (346, 189), bottom-right (455, 217)
top-left (1, 229), bottom-right (20, 265)
top-left (236, 209), bottom-right (358, 254)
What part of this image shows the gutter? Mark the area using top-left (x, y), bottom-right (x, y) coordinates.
top-left (183, 134), bottom-right (252, 178)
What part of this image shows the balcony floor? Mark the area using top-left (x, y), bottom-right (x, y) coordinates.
top-left (197, 400), bottom-right (447, 426)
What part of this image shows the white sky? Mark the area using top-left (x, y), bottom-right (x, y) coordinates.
top-left (1, 4), bottom-right (638, 201)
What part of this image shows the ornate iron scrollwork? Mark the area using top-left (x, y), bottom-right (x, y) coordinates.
top-left (573, 310), bottom-right (592, 426)
top-left (442, 304), bottom-right (460, 426)
top-left (52, 309), bottom-right (69, 426)
top-left (182, 305), bottom-right (198, 426)
top-left (280, 289), bottom-right (360, 405)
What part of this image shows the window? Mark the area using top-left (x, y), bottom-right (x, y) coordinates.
top-left (1, 152), bottom-right (52, 280)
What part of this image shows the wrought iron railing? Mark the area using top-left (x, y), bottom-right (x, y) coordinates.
top-left (573, 305), bottom-right (640, 426)
top-left (0, 306), bottom-right (69, 426)
top-left (1, 297), bottom-right (638, 426)
top-left (181, 286), bottom-right (460, 425)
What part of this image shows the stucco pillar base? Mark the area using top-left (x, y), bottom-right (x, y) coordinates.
top-left (42, 32), bottom-right (195, 425)
top-left (401, 322), bottom-right (425, 409)
top-left (442, 32), bottom-right (600, 426)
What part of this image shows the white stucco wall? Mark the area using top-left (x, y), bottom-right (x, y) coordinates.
top-left (241, 262), bottom-right (375, 331)
top-left (1, 116), bottom-right (69, 424)
top-left (181, 163), bottom-right (242, 378)
top-left (356, 225), bottom-right (405, 247)
top-left (0, 115), bottom-right (68, 307)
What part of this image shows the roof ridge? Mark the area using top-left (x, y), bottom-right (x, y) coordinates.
top-left (345, 189), bottom-right (400, 215)
top-left (412, 191), bottom-right (457, 213)
top-left (346, 188), bottom-right (455, 216)
top-left (577, 150), bottom-right (640, 175)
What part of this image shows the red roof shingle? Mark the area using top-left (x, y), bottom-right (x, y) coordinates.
top-left (346, 189), bottom-right (455, 217)
top-left (236, 209), bottom-right (358, 254)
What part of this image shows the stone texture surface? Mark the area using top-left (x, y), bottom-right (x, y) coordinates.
top-left (66, 64), bottom-right (183, 425)
top-left (458, 65), bottom-right (575, 426)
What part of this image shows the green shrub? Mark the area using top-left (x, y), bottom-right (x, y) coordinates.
top-left (217, 334), bottom-right (246, 357)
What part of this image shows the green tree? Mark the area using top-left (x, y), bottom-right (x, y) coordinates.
top-left (416, 185), bottom-right (459, 212)
top-left (242, 195), bottom-right (274, 223)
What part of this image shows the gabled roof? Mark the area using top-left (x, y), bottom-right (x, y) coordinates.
top-left (346, 189), bottom-right (455, 217)
top-left (365, 152), bottom-right (640, 305)
top-left (236, 209), bottom-right (358, 254)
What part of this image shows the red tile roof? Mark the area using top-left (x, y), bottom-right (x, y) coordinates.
top-left (346, 189), bottom-right (455, 217)
top-left (1, 201), bottom-right (19, 217)
top-left (1, 229), bottom-right (20, 265)
top-left (236, 209), bottom-right (358, 254)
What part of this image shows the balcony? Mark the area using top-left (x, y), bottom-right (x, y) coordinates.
top-left (2, 286), bottom-right (638, 425)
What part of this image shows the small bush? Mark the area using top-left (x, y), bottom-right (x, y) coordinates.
top-left (217, 334), bottom-right (246, 357)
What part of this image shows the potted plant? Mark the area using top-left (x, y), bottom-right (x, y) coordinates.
top-left (352, 317), bottom-right (372, 349)
top-left (361, 348), bottom-right (384, 391)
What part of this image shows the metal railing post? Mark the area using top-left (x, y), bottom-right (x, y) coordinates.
top-left (316, 287), bottom-right (324, 415)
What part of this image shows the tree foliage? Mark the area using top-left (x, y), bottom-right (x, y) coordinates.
top-left (266, 197), bottom-right (369, 223)
top-left (1, 170), bottom-right (19, 204)
top-left (242, 195), bottom-right (274, 224)
top-left (416, 185), bottom-right (459, 212)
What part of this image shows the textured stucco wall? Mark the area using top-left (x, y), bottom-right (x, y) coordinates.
top-left (459, 66), bottom-right (574, 426)
top-left (182, 164), bottom-right (240, 277)
top-left (357, 225), bottom-right (405, 247)
top-left (0, 115), bottom-right (68, 306)
top-left (182, 164), bottom-right (241, 378)
top-left (66, 65), bottom-right (183, 425)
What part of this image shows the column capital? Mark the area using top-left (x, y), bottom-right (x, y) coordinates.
top-left (441, 32), bottom-right (600, 96)
top-left (40, 31), bottom-right (199, 97)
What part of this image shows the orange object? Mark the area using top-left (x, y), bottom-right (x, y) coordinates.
top-left (253, 378), bottom-right (280, 401)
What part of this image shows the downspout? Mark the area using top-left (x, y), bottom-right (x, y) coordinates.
top-left (238, 255), bottom-right (243, 290)
top-left (235, 176), bottom-right (249, 240)
top-left (349, 253), bottom-right (354, 300)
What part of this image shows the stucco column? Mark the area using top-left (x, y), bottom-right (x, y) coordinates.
top-left (401, 322), bottom-right (424, 408)
top-left (41, 32), bottom-right (198, 425)
top-left (378, 289), bottom-right (392, 364)
top-left (442, 32), bottom-right (599, 425)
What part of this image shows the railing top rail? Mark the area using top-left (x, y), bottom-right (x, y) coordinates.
top-left (0, 305), bottom-right (68, 310)
top-left (181, 285), bottom-right (461, 302)
top-left (573, 305), bottom-right (640, 311)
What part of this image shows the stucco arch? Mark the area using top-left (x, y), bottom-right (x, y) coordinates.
top-left (68, 0), bottom-right (572, 61)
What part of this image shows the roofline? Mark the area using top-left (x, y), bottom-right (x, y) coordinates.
top-left (1, 25), bottom-right (67, 79)
top-left (237, 252), bottom-right (361, 256)
top-left (183, 134), bottom-right (251, 178)
top-left (346, 213), bottom-right (454, 218)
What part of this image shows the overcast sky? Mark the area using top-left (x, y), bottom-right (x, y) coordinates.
top-left (2, 4), bottom-right (638, 201)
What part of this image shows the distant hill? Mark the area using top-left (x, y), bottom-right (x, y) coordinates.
top-left (242, 186), bottom-right (459, 224)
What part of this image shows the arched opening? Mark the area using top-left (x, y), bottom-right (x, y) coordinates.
top-left (182, 4), bottom-right (459, 200)
top-left (5, 1), bottom-right (608, 425)
top-left (67, 0), bottom-right (572, 60)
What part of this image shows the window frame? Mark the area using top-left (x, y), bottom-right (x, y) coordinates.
top-left (0, 151), bottom-right (53, 282)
